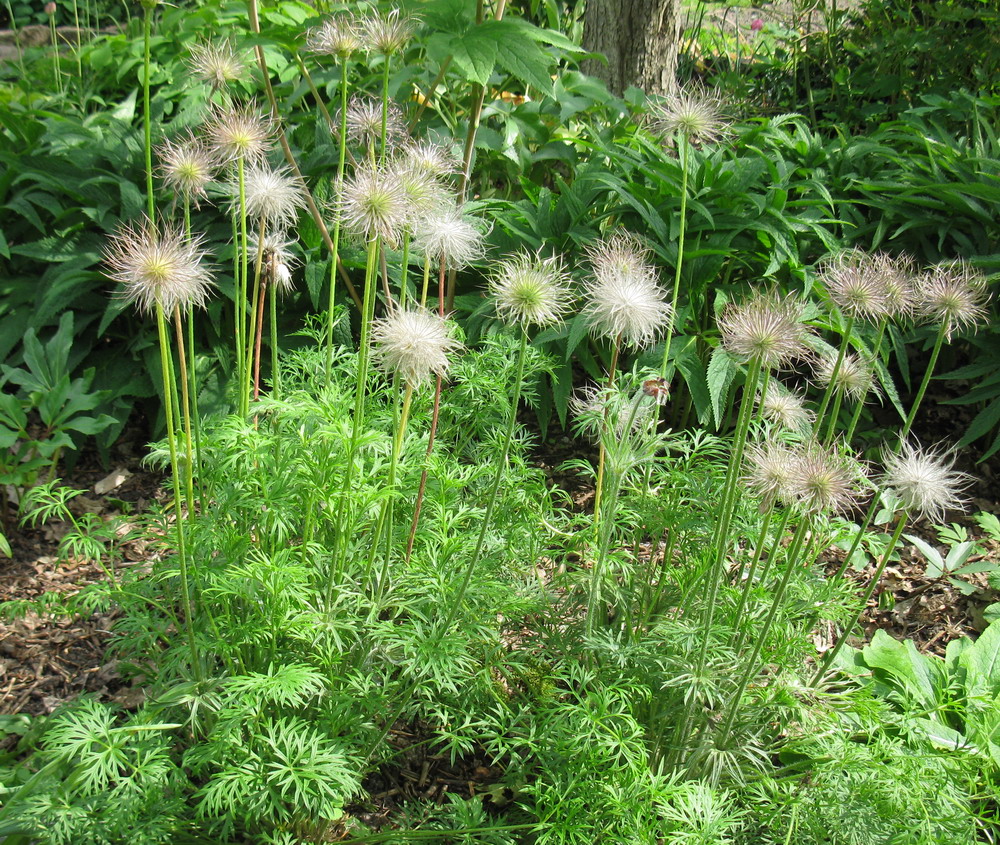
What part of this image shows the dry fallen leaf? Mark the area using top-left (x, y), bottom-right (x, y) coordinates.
top-left (94, 468), bottom-right (132, 495)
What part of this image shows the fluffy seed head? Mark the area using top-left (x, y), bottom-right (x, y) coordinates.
top-left (371, 306), bottom-right (461, 386)
top-left (361, 7), bottom-right (417, 55)
top-left (104, 218), bottom-right (214, 315)
top-left (583, 233), bottom-right (672, 348)
top-left (789, 441), bottom-right (865, 514)
top-left (401, 140), bottom-right (459, 178)
top-left (188, 39), bottom-right (246, 90)
top-left (157, 133), bottom-right (217, 202)
top-left (489, 251), bottom-right (573, 328)
top-left (649, 86), bottom-right (728, 147)
top-left (744, 441), bottom-right (798, 506)
top-left (814, 350), bottom-right (878, 403)
top-left (337, 165), bottom-right (408, 247)
top-left (872, 252), bottom-right (917, 318)
top-left (392, 163), bottom-right (449, 223)
top-left (882, 441), bottom-right (970, 523)
top-left (758, 383), bottom-right (813, 433)
top-left (230, 162), bottom-right (308, 228)
top-left (412, 204), bottom-right (487, 270)
top-left (344, 96), bottom-right (406, 150)
top-left (250, 230), bottom-right (298, 294)
top-left (718, 294), bottom-right (812, 370)
top-left (917, 259), bottom-right (990, 340)
top-left (204, 104), bottom-right (274, 164)
top-left (306, 14), bottom-right (363, 58)
top-left (819, 249), bottom-right (890, 322)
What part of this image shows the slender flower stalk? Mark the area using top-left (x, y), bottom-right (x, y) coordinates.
top-left (141, 0), bottom-right (155, 220)
top-left (821, 442), bottom-right (969, 681)
top-left (104, 217), bottom-right (213, 679)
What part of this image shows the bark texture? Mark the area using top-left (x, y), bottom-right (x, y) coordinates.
top-left (582, 0), bottom-right (681, 97)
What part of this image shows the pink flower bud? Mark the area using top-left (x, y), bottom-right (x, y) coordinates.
top-left (44, 2), bottom-right (57, 14)
top-left (750, 17), bottom-right (764, 31)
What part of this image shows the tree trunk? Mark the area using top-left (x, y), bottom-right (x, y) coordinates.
top-left (582, 0), bottom-right (681, 98)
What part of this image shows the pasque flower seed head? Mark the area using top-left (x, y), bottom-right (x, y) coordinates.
top-left (718, 294), bottom-right (812, 370)
top-left (306, 14), bottom-right (363, 58)
top-left (157, 133), bottom-right (217, 203)
top-left (362, 7), bottom-right (417, 55)
top-left (819, 249), bottom-right (890, 323)
top-left (204, 104), bottom-right (274, 164)
top-left (230, 162), bottom-right (308, 228)
top-left (789, 441), bottom-right (865, 514)
top-left (758, 383), bottom-right (813, 433)
top-left (918, 259), bottom-right (990, 340)
top-left (371, 306), bottom-right (461, 386)
top-left (105, 218), bottom-right (214, 315)
top-left (413, 204), bottom-right (487, 270)
top-left (583, 233), bottom-right (672, 348)
top-left (249, 230), bottom-right (298, 294)
top-left (489, 251), bottom-right (573, 328)
top-left (188, 39), bottom-right (246, 90)
top-left (882, 441), bottom-right (970, 523)
top-left (649, 86), bottom-right (728, 147)
top-left (744, 441), bottom-right (798, 506)
top-left (337, 164), bottom-right (408, 247)
top-left (814, 350), bottom-right (878, 402)
top-left (344, 96), bottom-right (406, 150)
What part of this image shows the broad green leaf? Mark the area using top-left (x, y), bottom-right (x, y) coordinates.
top-left (862, 629), bottom-right (942, 711)
top-left (706, 347), bottom-right (737, 429)
top-left (450, 28), bottom-right (499, 87)
top-left (490, 19), bottom-right (554, 94)
top-left (961, 620), bottom-right (1000, 695)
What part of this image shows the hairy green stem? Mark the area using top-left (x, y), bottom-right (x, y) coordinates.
top-left (814, 513), bottom-right (909, 683)
top-left (155, 304), bottom-right (201, 679)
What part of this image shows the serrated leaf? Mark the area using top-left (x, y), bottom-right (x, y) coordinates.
top-left (565, 311), bottom-right (591, 360)
top-left (706, 347), bottom-right (737, 428)
top-left (487, 19), bottom-right (553, 93)
top-left (450, 28), bottom-right (499, 87)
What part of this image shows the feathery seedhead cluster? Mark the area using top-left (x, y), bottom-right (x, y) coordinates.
top-left (401, 140), bottom-right (459, 178)
top-left (157, 133), bottom-right (217, 202)
top-left (745, 441), bottom-right (798, 506)
top-left (104, 219), bottom-right (214, 315)
top-left (371, 306), bottom-right (461, 386)
top-left (758, 383), bottom-right (813, 433)
top-left (788, 441), bottom-right (866, 514)
top-left (337, 165), bottom-right (408, 246)
top-left (882, 441), bottom-right (969, 523)
top-left (820, 249), bottom-right (918, 322)
top-left (306, 13), bottom-right (363, 58)
top-left (489, 251), bottom-right (573, 328)
top-left (814, 350), bottom-right (878, 402)
top-left (344, 96), bottom-right (406, 150)
top-left (250, 231), bottom-right (298, 294)
top-left (413, 204), bottom-right (486, 270)
top-left (362, 7), bottom-right (417, 55)
top-left (204, 104), bottom-right (274, 165)
top-left (649, 86), bottom-right (728, 147)
top-left (718, 294), bottom-right (811, 370)
top-left (872, 251), bottom-right (916, 318)
top-left (918, 259), bottom-right (990, 340)
top-left (392, 162), bottom-right (449, 222)
top-left (188, 39), bottom-right (246, 90)
top-left (583, 233), bottom-right (672, 348)
top-left (819, 249), bottom-right (890, 322)
top-left (232, 163), bottom-right (308, 228)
